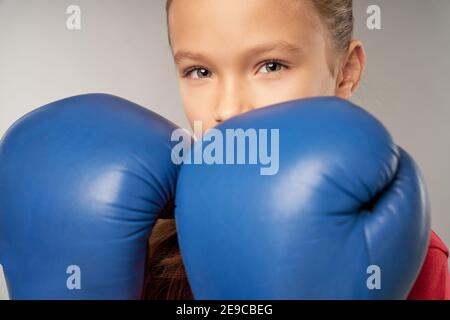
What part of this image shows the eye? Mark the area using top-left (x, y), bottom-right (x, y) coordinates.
top-left (257, 61), bottom-right (287, 74)
top-left (184, 67), bottom-right (212, 79)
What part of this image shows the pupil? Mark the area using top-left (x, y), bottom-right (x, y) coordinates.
top-left (199, 69), bottom-right (208, 77)
top-left (268, 63), bottom-right (278, 71)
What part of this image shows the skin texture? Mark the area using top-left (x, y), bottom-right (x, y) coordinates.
top-left (168, 0), bottom-right (366, 134)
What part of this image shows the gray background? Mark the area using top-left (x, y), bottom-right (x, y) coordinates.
top-left (0, 0), bottom-right (449, 299)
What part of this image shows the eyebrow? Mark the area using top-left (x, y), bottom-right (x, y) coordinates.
top-left (246, 40), bottom-right (304, 57)
top-left (173, 40), bottom-right (304, 64)
top-left (174, 51), bottom-right (208, 65)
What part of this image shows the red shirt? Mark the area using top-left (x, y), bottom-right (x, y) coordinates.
top-left (407, 230), bottom-right (450, 300)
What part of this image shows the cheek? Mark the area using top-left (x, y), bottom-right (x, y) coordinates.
top-left (179, 83), bottom-right (216, 131)
top-left (251, 69), bottom-right (335, 109)
top-left (292, 58), bottom-right (337, 96)
top-left (300, 67), bottom-right (336, 96)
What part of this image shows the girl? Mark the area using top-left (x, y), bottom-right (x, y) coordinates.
top-left (143, 0), bottom-right (450, 300)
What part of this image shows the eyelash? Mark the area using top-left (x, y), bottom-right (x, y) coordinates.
top-left (182, 66), bottom-right (210, 79)
top-left (182, 59), bottom-right (289, 79)
top-left (257, 59), bottom-right (289, 74)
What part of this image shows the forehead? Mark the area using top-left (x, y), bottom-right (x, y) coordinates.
top-left (168, 0), bottom-right (325, 55)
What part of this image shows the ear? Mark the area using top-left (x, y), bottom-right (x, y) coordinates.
top-left (335, 40), bottom-right (366, 99)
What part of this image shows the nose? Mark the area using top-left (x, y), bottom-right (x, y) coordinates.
top-left (214, 78), bottom-right (253, 124)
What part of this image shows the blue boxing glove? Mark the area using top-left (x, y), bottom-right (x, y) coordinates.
top-left (176, 97), bottom-right (430, 299)
top-left (0, 94), bottom-right (180, 299)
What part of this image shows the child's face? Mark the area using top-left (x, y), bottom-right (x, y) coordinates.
top-left (169, 0), bottom-right (354, 132)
